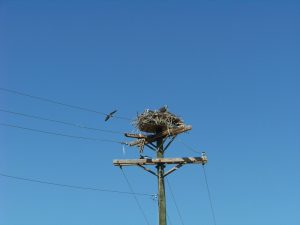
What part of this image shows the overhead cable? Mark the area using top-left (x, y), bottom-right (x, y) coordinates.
top-left (120, 167), bottom-right (151, 225)
top-left (177, 138), bottom-right (201, 154)
top-left (0, 172), bottom-right (153, 197)
top-left (0, 122), bottom-right (125, 144)
top-left (150, 194), bottom-right (173, 225)
top-left (166, 212), bottom-right (174, 225)
top-left (202, 165), bottom-right (217, 225)
top-left (166, 178), bottom-right (186, 225)
top-left (0, 87), bottom-right (131, 121)
top-left (0, 108), bottom-right (123, 134)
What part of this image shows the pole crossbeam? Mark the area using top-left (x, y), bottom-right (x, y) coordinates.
top-left (113, 156), bottom-right (208, 166)
top-left (124, 133), bottom-right (147, 139)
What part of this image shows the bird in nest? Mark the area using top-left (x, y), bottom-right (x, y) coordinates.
top-left (159, 105), bottom-right (168, 113)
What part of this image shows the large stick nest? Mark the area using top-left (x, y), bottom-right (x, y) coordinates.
top-left (134, 106), bottom-right (185, 133)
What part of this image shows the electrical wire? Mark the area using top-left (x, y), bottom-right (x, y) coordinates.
top-left (202, 165), bottom-right (217, 225)
top-left (0, 87), bottom-right (131, 121)
top-left (0, 122), bottom-right (125, 144)
top-left (120, 167), bottom-right (151, 225)
top-left (166, 211), bottom-right (174, 225)
top-left (172, 140), bottom-right (217, 225)
top-left (150, 193), bottom-right (173, 225)
top-left (0, 108), bottom-right (124, 134)
top-left (0, 172), bottom-right (154, 197)
top-left (166, 178), bottom-right (185, 225)
top-left (177, 138), bottom-right (201, 154)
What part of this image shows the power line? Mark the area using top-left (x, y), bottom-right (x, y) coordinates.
top-left (0, 108), bottom-right (124, 134)
top-left (120, 167), bottom-right (151, 225)
top-left (0, 87), bottom-right (131, 121)
top-left (0, 172), bottom-right (154, 197)
top-left (177, 138), bottom-right (201, 154)
top-left (0, 122), bottom-right (125, 144)
top-left (150, 195), bottom-right (173, 225)
top-left (166, 178), bottom-right (185, 225)
top-left (202, 165), bottom-right (217, 225)
top-left (166, 212), bottom-right (174, 225)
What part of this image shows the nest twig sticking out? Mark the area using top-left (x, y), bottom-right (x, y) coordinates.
top-left (134, 106), bottom-right (185, 134)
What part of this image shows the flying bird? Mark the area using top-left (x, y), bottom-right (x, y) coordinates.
top-left (105, 110), bottom-right (117, 121)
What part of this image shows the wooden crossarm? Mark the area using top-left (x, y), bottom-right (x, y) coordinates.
top-left (124, 133), bottom-right (147, 139)
top-left (113, 156), bottom-right (207, 166)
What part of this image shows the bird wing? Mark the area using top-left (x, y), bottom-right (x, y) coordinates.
top-left (109, 110), bottom-right (117, 116)
top-left (104, 110), bottom-right (117, 121)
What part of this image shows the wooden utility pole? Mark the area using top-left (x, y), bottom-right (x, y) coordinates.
top-left (113, 109), bottom-right (208, 225)
top-left (157, 135), bottom-right (166, 225)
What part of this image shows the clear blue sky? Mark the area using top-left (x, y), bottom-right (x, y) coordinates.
top-left (0, 0), bottom-right (299, 225)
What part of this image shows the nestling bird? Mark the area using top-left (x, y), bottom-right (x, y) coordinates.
top-left (105, 110), bottom-right (117, 121)
top-left (159, 105), bottom-right (168, 113)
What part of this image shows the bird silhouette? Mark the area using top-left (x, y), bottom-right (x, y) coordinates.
top-left (105, 110), bottom-right (117, 121)
top-left (139, 155), bottom-right (152, 159)
top-left (159, 105), bottom-right (168, 113)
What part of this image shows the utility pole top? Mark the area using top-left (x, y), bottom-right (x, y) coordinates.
top-left (113, 107), bottom-right (207, 225)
